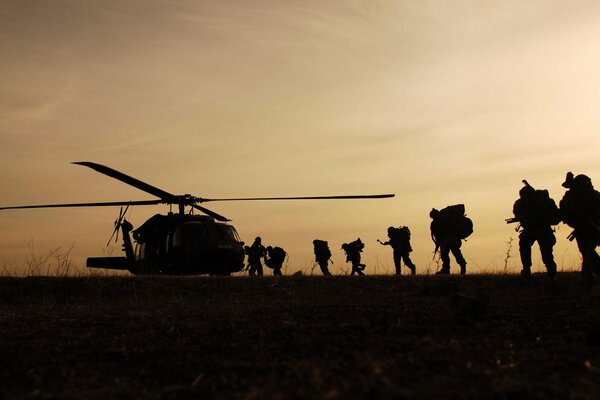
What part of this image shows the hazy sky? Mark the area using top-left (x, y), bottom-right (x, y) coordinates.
top-left (1, 0), bottom-right (599, 275)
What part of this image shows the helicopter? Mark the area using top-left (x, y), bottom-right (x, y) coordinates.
top-left (0, 162), bottom-right (395, 275)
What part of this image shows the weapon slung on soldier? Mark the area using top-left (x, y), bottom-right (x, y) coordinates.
top-left (505, 217), bottom-right (519, 224)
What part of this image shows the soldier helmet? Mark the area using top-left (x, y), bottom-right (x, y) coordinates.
top-left (573, 174), bottom-right (593, 189)
top-left (563, 172), bottom-right (593, 189)
top-left (429, 208), bottom-right (439, 219)
top-left (519, 180), bottom-right (535, 198)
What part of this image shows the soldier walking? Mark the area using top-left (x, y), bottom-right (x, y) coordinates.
top-left (246, 236), bottom-right (267, 276)
top-left (509, 180), bottom-right (560, 280)
top-left (430, 205), bottom-right (473, 275)
top-left (559, 172), bottom-right (600, 283)
top-left (378, 226), bottom-right (416, 275)
top-left (265, 245), bottom-right (287, 276)
top-left (313, 239), bottom-right (333, 275)
top-left (342, 238), bottom-right (366, 276)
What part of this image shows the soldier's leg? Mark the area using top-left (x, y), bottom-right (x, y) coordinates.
top-left (401, 252), bottom-right (416, 275)
top-left (437, 244), bottom-right (451, 274)
top-left (393, 250), bottom-right (402, 275)
top-left (257, 262), bottom-right (263, 276)
top-left (319, 260), bottom-right (331, 275)
top-left (450, 240), bottom-right (467, 275)
top-left (273, 266), bottom-right (282, 276)
top-left (248, 263), bottom-right (256, 276)
top-left (577, 235), bottom-right (598, 283)
top-left (519, 230), bottom-right (535, 278)
top-left (353, 261), bottom-right (365, 275)
top-left (538, 230), bottom-right (557, 279)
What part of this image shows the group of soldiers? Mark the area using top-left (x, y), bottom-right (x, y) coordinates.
top-left (243, 237), bottom-right (288, 276)
top-left (510, 172), bottom-right (600, 282)
top-left (243, 172), bottom-right (600, 281)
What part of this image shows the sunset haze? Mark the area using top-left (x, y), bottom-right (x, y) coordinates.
top-left (1, 0), bottom-right (599, 275)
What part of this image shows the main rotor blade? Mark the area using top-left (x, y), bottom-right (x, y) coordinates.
top-left (191, 204), bottom-right (230, 222)
top-left (0, 200), bottom-right (163, 211)
top-left (73, 161), bottom-right (177, 202)
top-left (197, 194), bottom-right (396, 202)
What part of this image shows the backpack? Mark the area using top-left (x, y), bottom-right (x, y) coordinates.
top-left (266, 246), bottom-right (286, 268)
top-left (389, 226), bottom-right (411, 242)
top-left (438, 204), bottom-right (473, 239)
top-left (560, 187), bottom-right (600, 229)
top-left (516, 190), bottom-right (560, 227)
top-left (313, 240), bottom-right (332, 260)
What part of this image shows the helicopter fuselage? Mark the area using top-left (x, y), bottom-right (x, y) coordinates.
top-left (87, 213), bottom-right (245, 275)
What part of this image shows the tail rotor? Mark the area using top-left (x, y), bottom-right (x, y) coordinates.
top-left (107, 205), bottom-right (130, 246)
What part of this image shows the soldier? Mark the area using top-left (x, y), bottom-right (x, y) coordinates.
top-left (559, 172), bottom-right (600, 282)
top-left (430, 205), bottom-right (473, 275)
top-left (265, 245), bottom-right (287, 276)
top-left (342, 238), bottom-right (366, 276)
top-left (509, 180), bottom-right (560, 280)
top-left (378, 226), bottom-right (416, 275)
top-left (313, 239), bottom-right (333, 275)
top-left (246, 236), bottom-right (266, 276)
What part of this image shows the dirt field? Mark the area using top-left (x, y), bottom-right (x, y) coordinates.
top-left (1, 273), bottom-right (600, 399)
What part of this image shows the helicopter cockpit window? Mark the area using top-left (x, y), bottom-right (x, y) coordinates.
top-left (136, 243), bottom-right (145, 261)
top-left (205, 224), bottom-right (240, 241)
top-left (172, 228), bottom-right (184, 247)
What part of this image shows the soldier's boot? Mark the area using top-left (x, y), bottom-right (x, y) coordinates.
top-left (520, 267), bottom-right (532, 280)
top-left (436, 268), bottom-right (450, 275)
top-left (460, 263), bottom-right (467, 275)
top-left (546, 266), bottom-right (557, 281)
top-left (408, 265), bottom-right (416, 275)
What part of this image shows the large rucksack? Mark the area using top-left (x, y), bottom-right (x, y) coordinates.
top-left (560, 187), bottom-right (600, 230)
top-left (313, 240), bottom-right (332, 261)
top-left (438, 204), bottom-right (473, 239)
top-left (389, 226), bottom-right (411, 242)
top-left (271, 246), bottom-right (286, 263)
top-left (515, 189), bottom-right (560, 228)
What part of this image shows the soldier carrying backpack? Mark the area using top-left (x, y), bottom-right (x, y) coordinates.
top-left (559, 172), bottom-right (600, 282)
top-left (430, 204), bottom-right (473, 275)
top-left (313, 239), bottom-right (333, 275)
top-left (509, 180), bottom-right (560, 280)
top-left (265, 245), bottom-right (287, 276)
top-left (342, 238), bottom-right (366, 276)
top-left (378, 226), bottom-right (416, 275)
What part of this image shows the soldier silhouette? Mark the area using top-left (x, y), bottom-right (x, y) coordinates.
top-left (342, 238), bottom-right (366, 276)
top-left (430, 205), bottom-right (473, 275)
top-left (559, 172), bottom-right (600, 283)
top-left (378, 226), bottom-right (416, 275)
top-left (313, 239), bottom-right (333, 275)
top-left (246, 236), bottom-right (266, 276)
top-left (509, 180), bottom-right (560, 280)
top-left (265, 245), bottom-right (287, 276)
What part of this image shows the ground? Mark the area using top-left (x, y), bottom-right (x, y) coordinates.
top-left (1, 274), bottom-right (600, 399)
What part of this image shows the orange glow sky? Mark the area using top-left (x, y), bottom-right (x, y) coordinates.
top-left (1, 1), bottom-right (599, 275)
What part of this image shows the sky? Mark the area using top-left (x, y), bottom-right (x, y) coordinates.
top-left (1, 0), bottom-right (599, 275)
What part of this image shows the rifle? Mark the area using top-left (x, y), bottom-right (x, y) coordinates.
top-left (432, 243), bottom-right (439, 260)
top-left (506, 217), bottom-right (522, 232)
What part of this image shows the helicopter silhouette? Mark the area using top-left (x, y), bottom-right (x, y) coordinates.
top-left (0, 162), bottom-right (395, 275)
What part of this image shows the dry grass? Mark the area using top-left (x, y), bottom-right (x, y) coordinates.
top-left (1, 274), bottom-right (600, 399)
